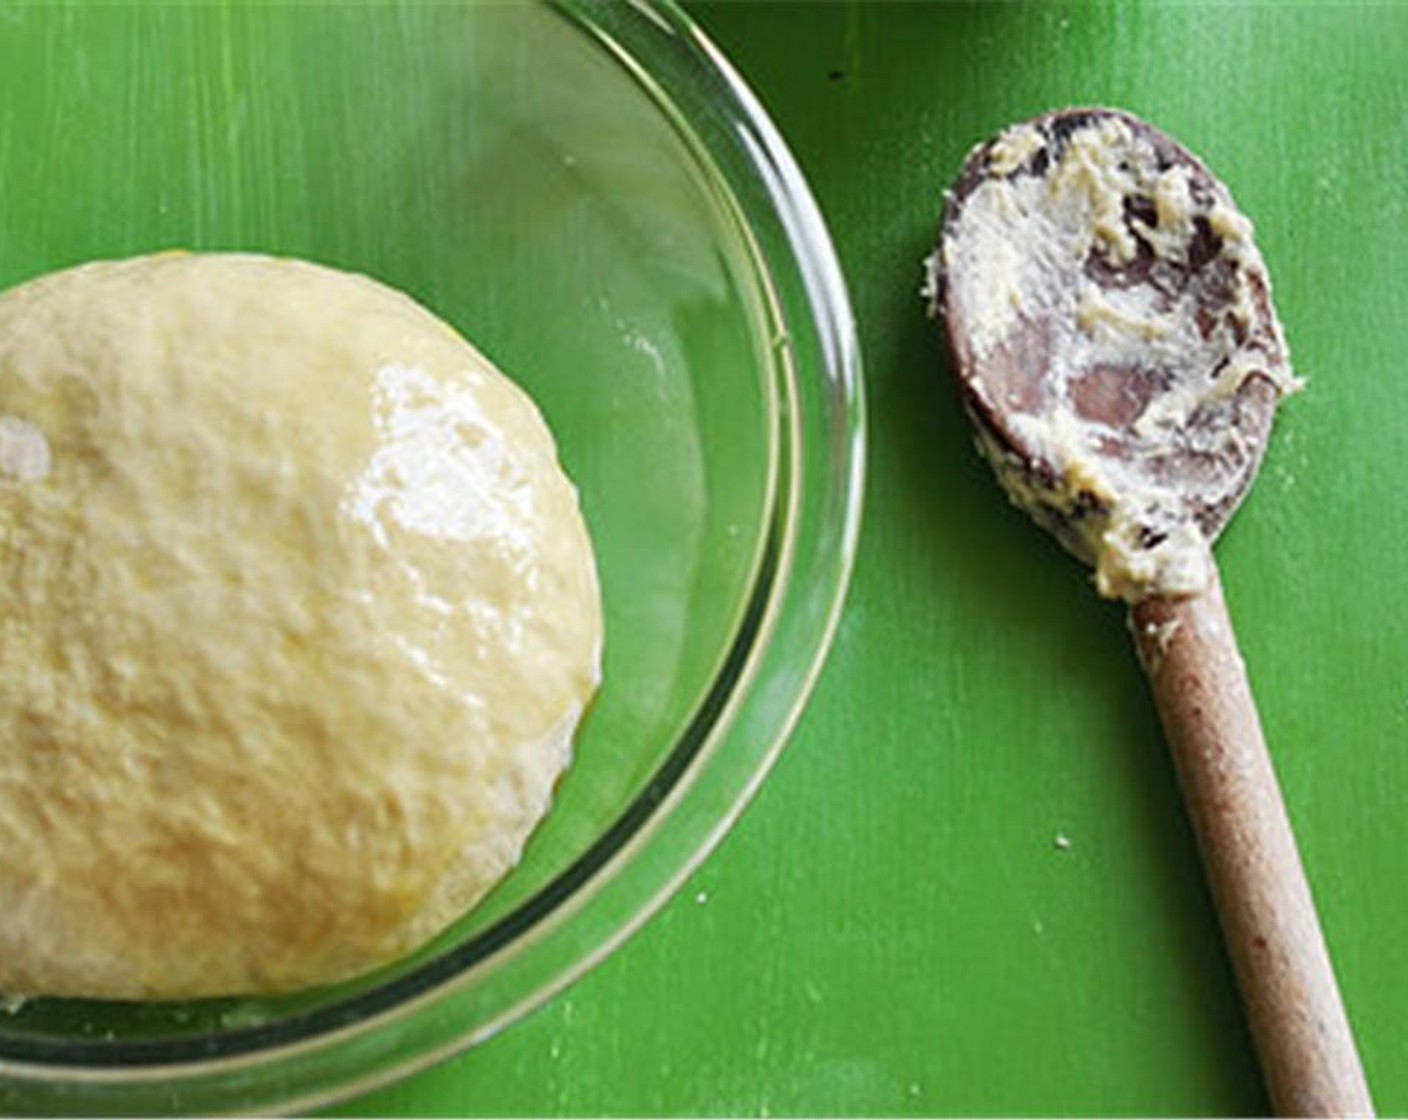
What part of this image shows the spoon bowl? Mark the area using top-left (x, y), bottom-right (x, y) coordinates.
top-left (933, 107), bottom-right (1292, 602)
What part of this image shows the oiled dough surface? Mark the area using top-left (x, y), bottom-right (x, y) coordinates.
top-left (0, 253), bottom-right (601, 1000)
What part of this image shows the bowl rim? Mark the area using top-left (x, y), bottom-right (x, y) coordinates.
top-left (0, 0), bottom-right (865, 1111)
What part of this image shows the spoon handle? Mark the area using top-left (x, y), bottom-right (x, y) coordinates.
top-left (1131, 566), bottom-right (1372, 1117)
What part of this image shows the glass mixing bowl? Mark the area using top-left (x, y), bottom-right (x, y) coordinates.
top-left (0, 1), bottom-right (863, 1113)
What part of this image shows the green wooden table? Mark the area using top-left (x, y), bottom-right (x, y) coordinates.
top-left (338, 4), bottom-right (1408, 1114)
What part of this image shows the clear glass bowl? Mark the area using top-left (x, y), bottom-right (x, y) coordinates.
top-left (0, 1), bottom-right (863, 1113)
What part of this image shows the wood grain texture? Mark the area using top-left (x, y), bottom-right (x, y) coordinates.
top-left (1134, 570), bottom-right (1372, 1117)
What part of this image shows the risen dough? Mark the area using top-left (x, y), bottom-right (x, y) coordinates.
top-left (0, 253), bottom-right (602, 1000)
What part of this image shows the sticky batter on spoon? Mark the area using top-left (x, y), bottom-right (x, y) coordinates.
top-left (928, 109), bottom-right (1299, 602)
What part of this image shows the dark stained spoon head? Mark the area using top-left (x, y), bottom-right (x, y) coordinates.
top-left (930, 108), bottom-right (1296, 602)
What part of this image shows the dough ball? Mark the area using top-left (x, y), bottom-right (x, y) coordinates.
top-left (0, 253), bottom-right (601, 1000)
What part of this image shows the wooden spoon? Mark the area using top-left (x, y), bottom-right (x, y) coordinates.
top-left (931, 108), bottom-right (1371, 1117)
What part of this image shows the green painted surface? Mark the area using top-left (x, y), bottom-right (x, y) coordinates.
top-left (0, 1), bottom-right (1399, 1114)
top-left (334, 3), bottom-right (1408, 1114)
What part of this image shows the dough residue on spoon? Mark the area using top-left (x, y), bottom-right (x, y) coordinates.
top-left (929, 110), bottom-right (1299, 602)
